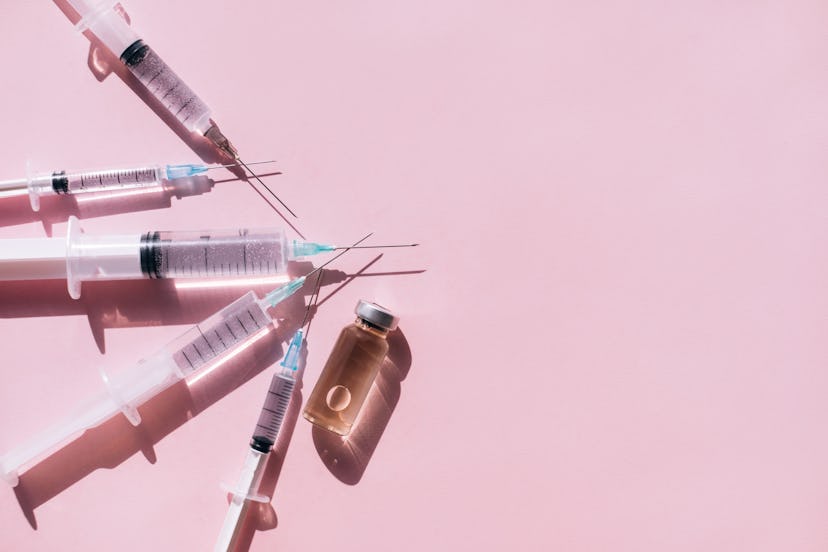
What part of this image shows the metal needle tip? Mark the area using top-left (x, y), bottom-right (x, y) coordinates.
top-left (332, 243), bottom-right (419, 249)
top-left (209, 160), bottom-right (277, 170)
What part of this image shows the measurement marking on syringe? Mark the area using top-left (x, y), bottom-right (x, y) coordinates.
top-left (238, 316), bottom-right (249, 334)
top-left (198, 328), bottom-right (217, 355)
top-left (191, 342), bottom-right (206, 360)
top-left (160, 81), bottom-right (181, 102)
top-left (146, 69), bottom-right (164, 87)
top-left (224, 322), bottom-right (238, 340)
top-left (214, 329), bottom-right (227, 349)
top-left (246, 310), bottom-right (259, 329)
top-left (175, 97), bottom-right (195, 117)
top-left (182, 350), bottom-right (195, 369)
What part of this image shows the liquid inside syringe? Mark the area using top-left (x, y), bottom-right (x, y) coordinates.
top-left (0, 236), bottom-right (369, 487)
top-left (65, 0), bottom-right (234, 156)
top-left (0, 289), bottom-right (278, 487)
top-left (0, 218), bottom-right (415, 298)
top-left (0, 161), bottom-right (273, 212)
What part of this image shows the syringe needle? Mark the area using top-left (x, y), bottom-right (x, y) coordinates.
top-left (207, 160), bottom-right (277, 170)
top-left (332, 243), bottom-right (419, 249)
top-left (309, 233), bottom-right (373, 277)
top-left (238, 158), bottom-right (297, 218)
top-left (261, 234), bottom-right (371, 308)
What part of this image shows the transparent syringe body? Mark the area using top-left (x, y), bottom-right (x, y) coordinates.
top-left (0, 223), bottom-right (298, 299)
top-left (0, 291), bottom-right (277, 485)
top-left (252, 373), bottom-right (296, 451)
top-left (121, 41), bottom-right (213, 134)
top-left (46, 166), bottom-right (164, 195)
top-left (0, 166), bottom-right (168, 212)
top-left (66, 0), bottom-right (214, 135)
top-left (141, 228), bottom-right (291, 279)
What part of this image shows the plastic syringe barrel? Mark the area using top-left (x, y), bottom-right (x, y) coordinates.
top-left (216, 372), bottom-right (296, 552)
top-left (0, 165), bottom-right (209, 212)
top-left (0, 219), bottom-right (294, 299)
top-left (23, 166), bottom-right (166, 211)
top-left (0, 216), bottom-right (144, 299)
top-left (69, 0), bottom-right (139, 57)
top-left (139, 228), bottom-right (290, 280)
top-left (68, 1), bottom-right (214, 134)
top-left (215, 447), bottom-right (269, 552)
top-left (0, 291), bottom-right (277, 486)
top-left (251, 373), bottom-right (296, 452)
top-left (0, 353), bottom-right (175, 486)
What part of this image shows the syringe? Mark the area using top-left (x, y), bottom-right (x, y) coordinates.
top-left (65, 1), bottom-right (234, 157)
top-left (0, 160), bottom-right (274, 212)
top-left (0, 237), bottom-right (367, 487)
top-left (214, 271), bottom-right (324, 552)
top-left (0, 216), bottom-right (416, 299)
top-left (61, 1), bottom-right (294, 215)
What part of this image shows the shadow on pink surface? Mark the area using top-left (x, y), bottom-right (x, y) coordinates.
top-left (0, 172), bottom-right (283, 235)
top-left (12, 313), bottom-right (297, 530)
top-left (0, 256), bottom-right (423, 353)
top-left (50, 0), bottom-right (299, 231)
top-left (218, 345), bottom-right (309, 552)
top-left (0, 263), bottom-right (350, 353)
top-left (7, 259), bottom-right (418, 530)
top-left (52, 1), bottom-right (221, 165)
top-left (311, 328), bottom-right (412, 485)
top-left (210, 268), bottom-right (419, 550)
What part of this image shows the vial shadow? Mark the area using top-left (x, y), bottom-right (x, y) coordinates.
top-left (311, 327), bottom-right (412, 485)
top-left (52, 1), bottom-right (223, 163)
top-left (0, 265), bottom-right (349, 353)
top-left (11, 313), bottom-right (304, 530)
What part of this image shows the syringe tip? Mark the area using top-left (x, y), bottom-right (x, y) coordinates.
top-left (204, 124), bottom-right (238, 160)
top-left (263, 275), bottom-right (306, 307)
top-left (280, 329), bottom-right (304, 371)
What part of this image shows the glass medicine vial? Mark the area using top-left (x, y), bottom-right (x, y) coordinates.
top-left (303, 300), bottom-right (399, 436)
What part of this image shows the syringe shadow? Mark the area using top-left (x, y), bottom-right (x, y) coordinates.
top-left (311, 327), bottom-right (412, 485)
top-left (0, 258), bottom-right (423, 353)
top-left (9, 258), bottom-right (384, 530)
top-left (12, 303), bottom-right (305, 530)
top-left (0, 187), bottom-right (172, 236)
top-left (0, 263), bottom-right (345, 354)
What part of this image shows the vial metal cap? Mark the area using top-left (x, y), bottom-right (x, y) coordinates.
top-left (355, 300), bottom-right (399, 331)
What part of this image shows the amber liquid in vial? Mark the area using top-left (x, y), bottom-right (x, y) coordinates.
top-left (303, 320), bottom-right (390, 436)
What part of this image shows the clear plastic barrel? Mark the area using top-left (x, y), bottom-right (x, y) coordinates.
top-left (252, 373), bottom-right (296, 448)
top-left (165, 291), bottom-right (274, 376)
top-left (0, 291), bottom-right (275, 485)
top-left (52, 166), bottom-right (163, 195)
top-left (140, 228), bottom-right (289, 279)
top-left (123, 42), bottom-right (213, 134)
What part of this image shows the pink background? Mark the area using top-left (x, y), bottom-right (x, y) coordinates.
top-left (1, 1), bottom-right (827, 550)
